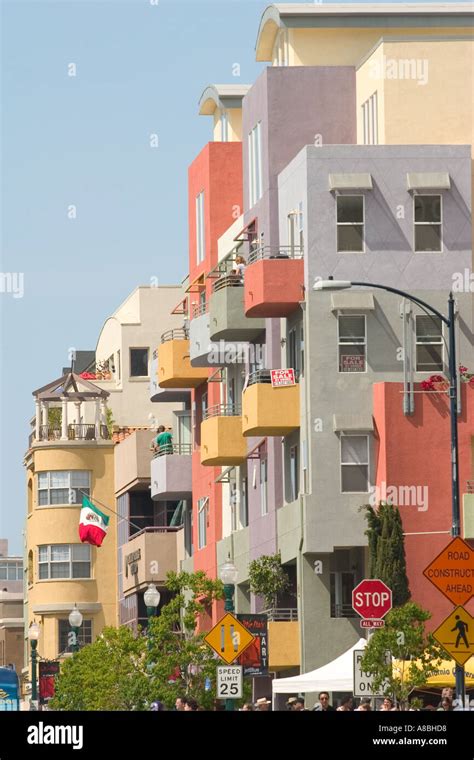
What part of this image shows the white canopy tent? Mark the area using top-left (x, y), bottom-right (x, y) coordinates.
top-left (272, 638), bottom-right (367, 696)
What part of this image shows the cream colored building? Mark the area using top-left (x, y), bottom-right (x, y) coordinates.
top-left (95, 285), bottom-right (184, 428)
top-left (25, 374), bottom-right (116, 669)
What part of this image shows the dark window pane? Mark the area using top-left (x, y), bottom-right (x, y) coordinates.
top-left (72, 562), bottom-right (90, 578)
top-left (39, 564), bottom-right (49, 580)
top-left (337, 196), bottom-right (364, 223)
top-left (50, 563), bottom-right (70, 579)
top-left (337, 225), bottom-right (364, 252)
top-left (130, 349), bottom-right (149, 377)
top-left (339, 316), bottom-right (365, 340)
top-left (416, 316), bottom-right (442, 339)
top-left (415, 224), bottom-right (441, 252)
top-left (414, 195), bottom-right (441, 223)
top-left (342, 465), bottom-right (368, 493)
top-left (38, 491), bottom-right (48, 506)
top-left (50, 489), bottom-right (69, 505)
top-left (339, 345), bottom-right (365, 372)
top-left (416, 345), bottom-right (443, 372)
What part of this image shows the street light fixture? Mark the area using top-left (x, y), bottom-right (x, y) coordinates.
top-left (68, 604), bottom-right (83, 654)
top-left (28, 621), bottom-right (40, 710)
top-left (144, 583), bottom-right (161, 620)
top-left (219, 558), bottom-right (238, 712)
top-left (313, 276), bottom-right (464, 702)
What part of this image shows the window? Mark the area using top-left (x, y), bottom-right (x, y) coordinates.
top-left (184, 502), bottom-right (193, 557)
top-left (336, 195), bottom-right (364, 252)
top-left (248, 123), bottom-right (262, 208)
top-left (37, 471), bottom-right (90, 506)
top-left (130, 348), bottom-right (149, 377)
top-left (330, 571), bottom-right (356, 618)
top-left (58, 619), bottom-right (92, 655)
top-left (230, 483), bottom-right (238, 533)
top-left (416, 315), bottom-right (444, 372)
top-left (300, 324), bottom-right (305, 376)
top-left (414, 195), bottom-right (442, 252)
top-left (201, 391), bottom-right (208, 421)
top-left (260, 457), bottom-right (268, 516)
top-left (0, 561), bottom-right (22, 581)
top-left (38, 544), bottom-right (91, 580)
top-left (240, 477), bottom-right (248, 528)
top-left (198, 497), bottom-right (208, 549)
top-left (362, 92), bottom-right (378, 145)
top-left (287, 325), bottom-right (302, 376)
top-left (289, 445), bottom-right (299, 502)
top-left (341, 435), bottom-right (369, 493)
top-left (220, 110), bottom-right (229, 142)
top-left (116, 349), bottom-right (121, 381)
top-left (196, 191), bottom-right (205, 263)
top-left (338, 315), bottom-right (366, 373)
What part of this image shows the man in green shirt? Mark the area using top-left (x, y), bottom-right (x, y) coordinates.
top-left (155, 425), bottom-right (173, 454)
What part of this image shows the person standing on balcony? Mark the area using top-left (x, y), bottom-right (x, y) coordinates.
top-left (231, 255), bottom-right (246, 281)
top-left (154, 425), bottom-right (173, 455)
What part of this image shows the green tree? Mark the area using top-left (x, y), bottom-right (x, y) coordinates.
top-left (49, 625), bottom-right (151, 711)
top-left (48, 407), bottom-right (62, 429)
top-left (360, 601), bottom-right (444, 709)
top-left (248, 552), bottom-right (289, 610)
top-left (361, 502), bottom-right (410, 606)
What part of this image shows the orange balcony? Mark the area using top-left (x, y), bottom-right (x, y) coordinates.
top-left (201, 404), bottom-right (247, 466)
top-left (244, 246), bottom-right (304, 318)
top-left (157, 329), bottom-right (208, 388)
top-left (266, 608), bottom-right (300, 670)
top-left (242, 371), bottom-right (300, 437)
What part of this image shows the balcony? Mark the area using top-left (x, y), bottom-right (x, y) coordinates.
top-left (200, 404), bottom-right (247, 466)
top-left (150, 349), bottom-right (192, 402)
top-left (157, 329), bottom-right (208, 388)
top-left (209, 275), bottom-right (265, 342)
top-left (151, 443), bottom-right (192, 501)
top-left (189, 303), bottom-right (215, 368)
top-left (122, 526), bottom-right (181, 596)
top-left (244, 246), bottom-right (304, 318)
top-left (242, 371), bottom-right (300, 437)
top-left (37, 424), bottom-right (110, 442)
top-left (115, 430), bottom-right (152, 496)
top-left (264, 608), bottom-right (300, 670)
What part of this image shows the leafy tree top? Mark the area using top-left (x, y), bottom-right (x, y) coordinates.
top-left (248, 553), bottom-right (289, 609)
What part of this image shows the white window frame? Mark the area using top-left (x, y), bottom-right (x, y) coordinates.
top-left (196, 191), bottom-right (205, 264)
top-left (260, 457), bottom-right (268, 516)
top-left (415, 314), bottom-right (444, 373)
top-left (336, 195), bottom-right (365, 253)
top-left (38, 544), bottom-right (92, 580)
top-left (198, 497), bottom-right (209, 550)
top-left (338, 314), bottom-right (367, 374)
top-left (413, 194), bottom-right (443, 253)
top-left (129, 347), bottom-right (149, 378)
top-left (220, 110), bottom-right (229, 142)
top-left (37, 471), bottom-right (91, 507)
top-left (340, 434), bottom-right (370, 494)
top-left (0, 561), bottom-right (22, 581)
top-left (248, 123), bottom-right (262, 208)
top-left (361, 91), bottom-right (378, 146)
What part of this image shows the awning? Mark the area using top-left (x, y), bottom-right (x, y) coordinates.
top-left (329, 173), bottom-right (373, 191)
top-left (234, 218), bottom-right (257, 242)
top-left (407, 172), bottom-right (450, 191)
top-left (171, 296), bottom-right (188, 315)
top-left (333, 413), bottom-right (374, 432)
top-left (185, 273), bottom-right (205, 293)
top-left (331, 292), bottom-right (375, 312)
top-left (215, 466), bottom-right (236, 483)
top-left (246, 438), bottom-right (267, 459)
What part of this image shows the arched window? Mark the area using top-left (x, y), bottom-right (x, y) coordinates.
top-left (28, 551), bottom-right (33, 586)
top-left (27, 479), bottom-right (33, 514)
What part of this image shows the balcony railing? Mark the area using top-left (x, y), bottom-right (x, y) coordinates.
top-left (128, 525), bottom-right (182, 541)
top-left (191, 301), bottom-right (208, 319)
top-left (247, 369), bottom-right (300, 387)
top-left (161, 327), bottom-right (188, 343)
top-left (37, 424), bottom-right (110, 441)
top-left (467, 480), bottom-right (474, 494)
top-left (263, 608), bottom-right (298, 622)
top-left (213, 274), bottom-right (244, 292)
top-left (248, 245), bottom-right (304, 265)
top-left (204, 403), bottom-right (241, 420)
top-left (153, 443), bottom-right (192, 457)
top-left (331, 603), bottom-right (358, 619)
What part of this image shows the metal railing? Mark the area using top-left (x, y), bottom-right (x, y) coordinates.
top-left (331, 603), bottom-right (358, 619)
top-left (248, 245), bottom-right (304, 265)
top-left (191, 301), bottom-right (208, 319)
top-left (153, 443), bottom-right (192, 457)
top-left (213, 274), bottom-right (244, 292)
top-left (128, 525), bottom-right (182, 540)
top-left (246, 369), bottom-right (300, 387)
top-left (467, 480), bottom-right (474, 494)
top-left (262, 608), bottom-right (298, 622)
top-left (161, 327), bottom-right (189, 343)
top-left (37, 424), bottom-right (110, 442)
top-left (204, 403), bottom-right (241, 420)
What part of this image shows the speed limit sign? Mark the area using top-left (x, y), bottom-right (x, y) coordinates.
top-left (216, 666), bottom-right (243, 699)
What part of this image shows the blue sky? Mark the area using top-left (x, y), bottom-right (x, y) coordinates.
top-left (0, 0), bottom-right (455, 553)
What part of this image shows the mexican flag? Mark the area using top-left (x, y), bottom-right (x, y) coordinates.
top-left (79, 496), bottom-right (110, 547)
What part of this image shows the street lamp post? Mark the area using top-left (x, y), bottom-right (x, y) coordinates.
top-left (68, 604), bottom-right (83, 654)
top-left (313, 277), bottom-right (464, 703)
top-left (219, 559), bottom-right (239, 712)
top-left (144, 583), bottom-right (161, 622)
top-left (28, 621), bottom-right (40, 710)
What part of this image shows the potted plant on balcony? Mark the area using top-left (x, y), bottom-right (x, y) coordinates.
top-left (248, 552), bottom-right (289, 613)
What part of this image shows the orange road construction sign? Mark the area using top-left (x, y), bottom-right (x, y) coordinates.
top-left (204, 613), bottom-right (255, 665)
top-left (423, 537), bottom-right (474, 606)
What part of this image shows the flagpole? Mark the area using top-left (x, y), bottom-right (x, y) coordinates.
top-left (78, 490), bottom-right (144, 533)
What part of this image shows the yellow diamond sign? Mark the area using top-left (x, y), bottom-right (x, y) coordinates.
top-left (432, 606), bottom-right (474, 668)
top-left (204, 613), bottom-right (255, 664)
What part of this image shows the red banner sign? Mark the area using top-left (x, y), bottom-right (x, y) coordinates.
top-left (270, 368), bottom-right (296, 387)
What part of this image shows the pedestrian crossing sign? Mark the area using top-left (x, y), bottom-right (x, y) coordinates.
top-left (432, 606), bottom-right (473, 667)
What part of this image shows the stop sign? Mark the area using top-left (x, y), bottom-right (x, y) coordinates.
top-left (352, 579), bottom-right (392, 620)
